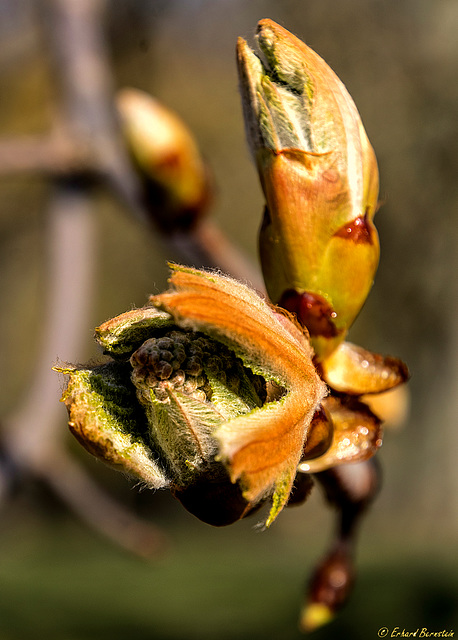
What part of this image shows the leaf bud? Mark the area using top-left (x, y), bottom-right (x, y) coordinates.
top-left (117, 88), bottom-right (211, 231)
top-left (237, 20), bottom-right (380, 359)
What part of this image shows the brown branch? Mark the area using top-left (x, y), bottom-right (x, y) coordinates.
top-left (4, 182), bottom-right (96, 469)
top-left (0, 0), bottom-right (263, 283)
top-left (0, 133), bottom-right (91, 176)
top-left (2, 181), bottom-right (166, 557)
top-left (44, 449), bottom-right (168, 558)
top-left (43, 0), bottom-right (148, 224)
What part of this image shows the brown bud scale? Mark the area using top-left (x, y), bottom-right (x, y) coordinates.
top-left (278, 289), bottom-right (343, 339)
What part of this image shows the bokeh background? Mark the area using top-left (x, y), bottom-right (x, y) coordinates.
top-left (0, 1), bottom-right (457, 639)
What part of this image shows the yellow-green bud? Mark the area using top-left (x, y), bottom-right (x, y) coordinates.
top-left (117, 88), bottom-right (211, 230)
top-left (238, 20), bottom-right (380, 360)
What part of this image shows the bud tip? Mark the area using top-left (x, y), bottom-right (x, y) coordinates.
top-left (299, 602), bottom-right (334, 633)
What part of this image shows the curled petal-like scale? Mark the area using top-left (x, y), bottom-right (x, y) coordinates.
top-left (319, 341), bottom-right (409, 395)
top-left (95, 306), bottom-right (173, 358)
top-left (301, 406), bottom-right (334, 461)
top-left (56, 363), bottom-right (170, 488)
top-left (150, 264), bottom-right (316, 382)
top-left (298, 396), bottom-right (382, 474)
top-left (215, 398), bottom-right (312, 525)
top-left (151, 264), bottom-right (327, 524)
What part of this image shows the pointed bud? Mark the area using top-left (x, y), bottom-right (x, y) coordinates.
top-left (238, 20), bottom-right (380, 359)
top-left (300, 543), bottom-right (355, 632)
top-left (117, 88), bottom-right (211, 230)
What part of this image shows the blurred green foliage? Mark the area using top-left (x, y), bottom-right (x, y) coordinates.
top-left (0, 494), bottom-right (457, 640)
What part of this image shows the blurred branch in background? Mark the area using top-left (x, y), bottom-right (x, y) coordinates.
top-left (0, 0), bottom-right (261, 556)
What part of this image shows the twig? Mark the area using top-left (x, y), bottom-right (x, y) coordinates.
top-left (300, 459), bottom-right (380, 628)
top-left (44, 0), bottom-right (148, 225)
top-left (0, 133), bottom-right (90, 176)
top-left (4, 182), bottom-right (96, 470)
top-left (2, 180), bottom-right (166, 556)
top-left (169, 220), bottom-right (265, 293)
top-left (45, 449), bottom-right (168, 558)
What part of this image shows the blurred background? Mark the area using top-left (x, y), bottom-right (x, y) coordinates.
top-left (0, 0), bottom-right (457, 638)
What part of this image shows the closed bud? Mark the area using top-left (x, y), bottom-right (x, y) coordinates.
top-left (300, 542), bottom-right (355, 632)
top-left (238, 20), bottom-right (380, 359)
top-left (117, 88), bottom-right (211, 231)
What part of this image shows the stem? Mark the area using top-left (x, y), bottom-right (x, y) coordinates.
top-left (169, 220), bottom-right (265, 293)
top-left (45, 449), bottom-right (168, 558)
top-left (4, 182), bottom-right (96, 468)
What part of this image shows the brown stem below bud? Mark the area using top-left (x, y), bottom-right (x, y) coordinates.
top-left (300, 459), bottom-right (381, 631)
top-left (315, 458), bottom-right (380, 538)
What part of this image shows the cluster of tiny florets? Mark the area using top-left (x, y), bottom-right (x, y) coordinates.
top-left (130, 330), bottom-right (252, 404)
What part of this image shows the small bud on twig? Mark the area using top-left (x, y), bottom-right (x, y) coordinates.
top-left (117, 88), bottom-right (212, 231)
